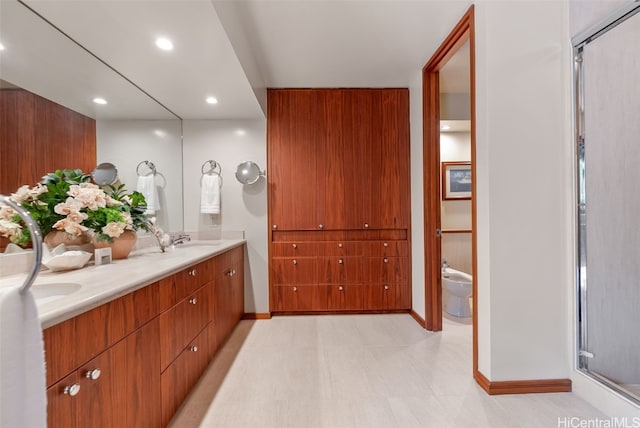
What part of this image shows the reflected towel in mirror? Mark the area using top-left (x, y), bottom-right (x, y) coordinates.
top-left (137, 175), bottom-right (160, 215)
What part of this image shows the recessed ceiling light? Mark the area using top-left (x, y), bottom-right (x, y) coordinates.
top-left (440, 125), bottom-right (451, 131)
top-left (154, 129), bottom-right (167, 138)
top-left (0, 42), bottom-right (5, 51)
top-left (206, 96), bottom-right (218, 105)
top-left (235, 129), bottom-right (246, 136)
top-left (155, 37), bottom-right (173, 51)
top-left (93, 97), bottom-right (107, 105)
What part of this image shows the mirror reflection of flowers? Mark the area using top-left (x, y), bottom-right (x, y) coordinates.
top-left (0, 169), bottom-right (151, 247)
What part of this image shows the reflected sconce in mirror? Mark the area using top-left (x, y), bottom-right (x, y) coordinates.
top-left (92, 162), bottom-right (119, 186)
top-left (234, 161), bottom-right (265, 185)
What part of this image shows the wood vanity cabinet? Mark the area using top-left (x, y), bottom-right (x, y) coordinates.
top-left (44, 244), bottom-right (245, 428)
top-left (268, 88), bottom-right (411, 313)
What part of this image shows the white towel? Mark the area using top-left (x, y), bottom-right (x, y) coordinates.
top-left (201, 174), bottom-right (221, 214)
top-left (137, 175), bottom-right (160, 215)
top-left (0, 286), bottom-right (47, 428)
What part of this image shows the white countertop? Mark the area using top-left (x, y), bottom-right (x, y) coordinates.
top-left (0, 240), bottom-right (245, 329)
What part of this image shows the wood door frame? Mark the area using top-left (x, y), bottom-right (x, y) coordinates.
top-left (422, 5), bottom-right (477, 370)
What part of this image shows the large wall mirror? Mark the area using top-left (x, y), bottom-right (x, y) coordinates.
top-left (573, 2), bottom-right (640, 405)
top-left (0, 0), bottom-right (183, 233)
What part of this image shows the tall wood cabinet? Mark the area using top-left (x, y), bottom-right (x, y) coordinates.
top-left (268, 89), bottom-right (411, 313)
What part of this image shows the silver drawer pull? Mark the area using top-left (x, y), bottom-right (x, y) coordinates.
top-left (272, 224), bottom-right (278, 229)
top-left (85, 368), bottom-right (101, 380)
top-left (318, 224), bottom-right (324, 229)
top-left (364, 223), bottom-right (369, 228)
top-left (384, 285), bottom-right (389, 290)
top-left (339, 286), bottom-right (344, 291)
top-left (190, 345), bottom-right (199, 352)
top-left (63, 384), bottom-right (80, 397)
top-left (292, 259), bottom-right (297, 265)
top-left (338, 243), bottom-right (343, 248)
top-left (292, 243), bottom-right (297, 249)
top-left (293, 286), bottom-right (298, 292)
top-left (383, 242), bottom-right (389, 247)
top-left (189, 297), bottom-right (198, 305)
top-left (383, 258), bottom-right (388, 263)
top-left (338, 259), bottom-right (343, 264)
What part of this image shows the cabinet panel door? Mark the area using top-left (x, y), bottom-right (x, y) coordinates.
top-left (47, 372), bottom-right (78, 428)
top-left (362, 256), bottom-right (407, 284)
top-left (317, 256), bottom-right (360, 285)
top-left (362, 283), bottom-right (409, 310)
top-left (268, 90), bottom-right (318, 230)
top-left (271, 257), bottom-right (317, 285)
top-left (362, 90), bottom-right (410, 229)
top-left (272, 241), bottom-right (317, 257)
top-left (360, 240), bottom-right (410, 257)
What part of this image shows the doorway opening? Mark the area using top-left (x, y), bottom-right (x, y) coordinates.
top-left (422, 6), bottom-right (477, 373)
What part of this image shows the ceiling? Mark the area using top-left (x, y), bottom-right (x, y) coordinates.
top-left (6, 0), bottom-right (472, 120)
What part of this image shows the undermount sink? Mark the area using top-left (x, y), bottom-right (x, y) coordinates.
top-left (173, 241), bottom-right (223, 248)
top-left (30, 282), bottom-right (82, 304)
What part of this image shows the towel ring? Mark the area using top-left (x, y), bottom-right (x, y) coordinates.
top-left (201, 160), bottom-right (221, 176)
top-left (136, 160), bottom-right (156, 177)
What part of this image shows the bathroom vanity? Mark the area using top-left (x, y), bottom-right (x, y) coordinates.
top-left (3, 241), bottom-right (245, 427)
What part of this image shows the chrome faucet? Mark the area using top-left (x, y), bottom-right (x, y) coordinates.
top-left (171, 234), bottom-right (191, 246)
top-left (442, 259), bottom-right (449, 270)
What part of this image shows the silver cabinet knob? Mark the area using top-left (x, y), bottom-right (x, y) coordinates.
top-left (85, 368), bottom-right (101, 381)
top-left (383, 242), bottom-right (389, 247)
top-left (190, 345), bottom-right (199, 352)
top-left (189, 297), bottom-right (198, 305)
top-left (384, 285), bottom-right (390, 290)
top-left (64, 384), bottom-right (80, 396)
top-left (292, 286), bottom-right (298, 292)
top-left (338, 243), bottom-right (343, 248)
top-left (292, 259), bottom-right (297, 265)
top-left (318, 224), bottom-right (324, 229)
top-left (233, 269), bottom-right (237, 275)
top-left (339, 286), bottom-right (344, 291)
top-left (272, 224), bottom-right (278, 229)
top-left (364, 223), bottom-right (369, 228)
top-left (338, 259), bottom-right (344, 264)
top-left (188, 269), bottom-right (197, 276)
top-left (383, 258), bottom-right (388, 263)
top-left (292, 243), bottom-right (297, 249)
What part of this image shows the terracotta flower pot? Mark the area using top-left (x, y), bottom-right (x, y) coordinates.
top-left (44, 230), bottom-right (91, 248)
top-left (93, 230), bottom-right (137, 260)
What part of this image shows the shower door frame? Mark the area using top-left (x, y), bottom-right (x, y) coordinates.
top-left (573, 2), bottom-right (640, 406)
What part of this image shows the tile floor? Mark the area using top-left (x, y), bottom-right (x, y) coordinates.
top-left (169, 314), bottom-right (605, 428)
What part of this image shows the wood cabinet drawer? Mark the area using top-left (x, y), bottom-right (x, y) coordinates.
top-left (317, 241), bottom-right (361, 256)
top-left (271, 242), bottom-right (317, 257)
top-left (316, 256), bottom-right (360, 284)
top-left (362, 256), bottom-right (408, 283)
top-left (159, 259), bottom-right (213, 311)
top-left (325, 284), bottom-right (363, 311)
top-left (159, 285), bottom-right (211, 371)
top-left (161, 325), bottom-right (210, 427)
top-left (271, 257), bottom-right (316, 285)
top-left (361, 240), bottom-right (409, 256)
top-left (44, 282), bottom-right (160, 387)
top-left (363, 283), bottom-right (410, 310)
top-left (271, 285), bottom-right (328, 311)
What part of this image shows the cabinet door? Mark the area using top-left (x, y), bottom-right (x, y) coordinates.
top-left (77, 350), bottom-right (114, 428)
top-left (362, 90), bottom-right (410, 229)
top-left (47, 372), bottom-right (79, 428)
top-left (326, 284), bottom-right (363, 311)
top-left (268, 90), bottom-right (318, 230)
top-left (316, 256), bottom-right (360, 285)
top-left (362, 256), bottom-right (408, 284)
top-left (271, 257), bottom-right (317, 285)
top-left (231, 247), bottom-right (245, 325)
top-left (363, 283), bottom-right (409, 310)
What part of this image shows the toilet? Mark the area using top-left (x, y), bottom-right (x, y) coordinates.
top-left (442, 267), bottom-right (472, 317)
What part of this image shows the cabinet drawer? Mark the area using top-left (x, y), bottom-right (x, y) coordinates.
top-left (271, 242), bottom-right (317, 257)
top-left (161, 325), bottom-right (210, 427)
top-left (317, 241), bottom-right (361, 256)
top-left (159, 285), bottom-right (211, 371)
top-left (271, 285), bottom-right (328, 311)
top-left (326, 284), bottom-right (363, 311)
top-left (361, 240), bottom-right (409, 257)
top-left (159, 258), bottom-right (213, 311)
top-left (362, 256), bottom-right (408, 283)
top-left (316, 256), bottom-right (360, 284)
top-left (271, 257), bottom-right (316, 285)
top-left (363, 283), bottom-right (410, 310)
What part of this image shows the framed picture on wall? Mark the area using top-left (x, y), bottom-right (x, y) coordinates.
top-left (442, 162), bottom-right (472, 200)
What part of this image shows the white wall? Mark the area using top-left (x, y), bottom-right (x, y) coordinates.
top-left (474, 0), bottom-right (571, 381)
top-left (409, 73), bottom-right (426, 320)
top-left (182, 120), bottom-right (268, 314)
top-left (97, 120), bottom-right (183, 233)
